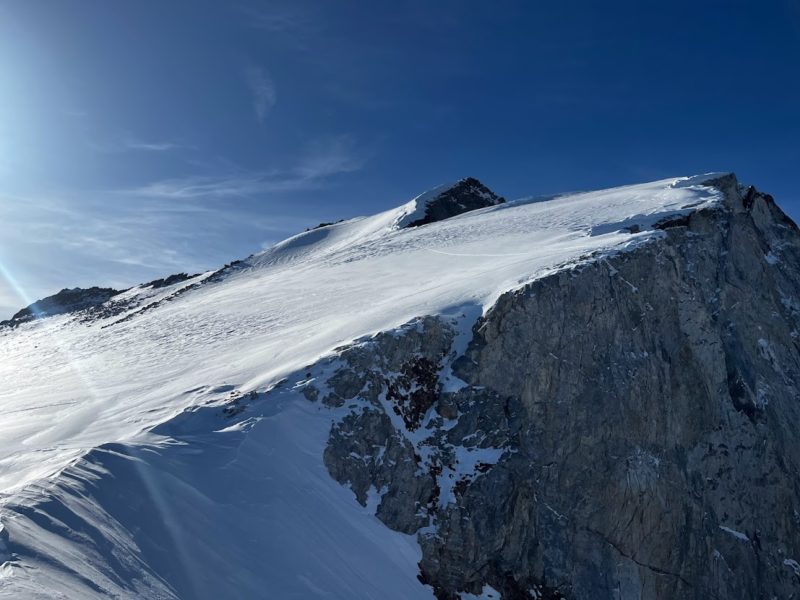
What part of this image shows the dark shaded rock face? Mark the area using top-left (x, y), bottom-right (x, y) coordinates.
top-left (406, 177), bottom-right (506, 227)
top-left (144, 272), bottom-right (197, 289)
top-left (319, 317), bottom-right (455, 533)
top-left (313, 175), bottom-right (800, 599)
top-left (1, 287), bottom-right (120, 327)
top-left (386, 356), bottom-right (441, 431)
top-left (305, 219), bottom-right (345, 232)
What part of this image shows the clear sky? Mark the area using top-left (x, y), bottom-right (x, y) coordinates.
top-left (1, 0), bottom-right (798, 318)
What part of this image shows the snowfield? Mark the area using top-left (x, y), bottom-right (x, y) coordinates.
top-left (0, 175), bottom-right (725, 598)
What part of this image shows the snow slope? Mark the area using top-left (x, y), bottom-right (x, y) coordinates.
top-left (0, 175), bottom-right (726, 598)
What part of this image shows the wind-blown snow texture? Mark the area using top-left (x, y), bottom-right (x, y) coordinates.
top-left (0, 174), bottom-right (755, 598)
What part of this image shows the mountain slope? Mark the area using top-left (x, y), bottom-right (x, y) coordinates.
top-left (1, 174), bottom-right (797, 599)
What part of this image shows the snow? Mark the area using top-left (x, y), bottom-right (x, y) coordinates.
top-left (437, 444), bottom-right (506, 508)
top-left (1, 390), bottom-right (430, 599)
top-left (439, 305), bottom-right (483, 393)
top-left (719, 525), bottom-right (750, 542)
top-left (785, 558), bottom-right (800, 576)
top-left (670, 172), bottom-right (730, 189)
top-left (0, 174), bottom-right (726, 597)
top-left (460, 584), bottom-right (501, 599)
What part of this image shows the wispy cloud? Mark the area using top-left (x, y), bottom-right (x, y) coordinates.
top-left (132, 172), bottom-right (283, 200)
top-left (241, 4), bottom-right (317, 37)
top-left (123, 139), bottom-right (186, 152)
top-left (295, 135), bottom-right (365, 179)
top-left (0, 192), bottom-right (311, 318)
top-left (239, 4), bottom-right (323, 58)
top-left (0, 133), bottom-right (368, 318)
top-left (126, 135), bottom-right (365, 200)
top-left (90, 135), bottom-right (191, 154)
top-left (245, 66), bottom-right (277, 123)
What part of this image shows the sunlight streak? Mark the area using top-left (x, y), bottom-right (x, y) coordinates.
top-left (0, 260), bottom-right (32, 310)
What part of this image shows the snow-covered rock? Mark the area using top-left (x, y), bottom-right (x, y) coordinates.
top-left (396, 177), bottom-right (505, 228)
top-left (1, 173), bottom-right (798, 599)
top-left (0, 287), bottom-right (119, 328)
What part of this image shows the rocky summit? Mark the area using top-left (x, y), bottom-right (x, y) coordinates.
top-left (401, 177), bottom-right (506, 228)
top-left (0, 174), bottom-right (798, 600)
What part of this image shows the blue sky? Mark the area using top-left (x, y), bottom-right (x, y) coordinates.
top-left (0, 0), bottom-right (798, 318)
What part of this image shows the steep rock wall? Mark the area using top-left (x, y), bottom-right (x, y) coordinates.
top-left (319, 176), bottom-right (800, 599)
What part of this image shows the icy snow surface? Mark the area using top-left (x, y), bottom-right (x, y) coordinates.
top-left (0, 175), bottom-right (724, 598)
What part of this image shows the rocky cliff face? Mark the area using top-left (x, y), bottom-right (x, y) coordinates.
top-left (307, 175), bottom-right (800, 599)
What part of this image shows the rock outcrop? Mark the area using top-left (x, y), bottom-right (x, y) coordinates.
top-left (312, 174), bottom-right (800, 599)
top-left (0, 286), bottom-right (120, 328)
top-left (404, 177), bottom-right (506, 228)
top-left (143, 272), bottom-right (197, 289)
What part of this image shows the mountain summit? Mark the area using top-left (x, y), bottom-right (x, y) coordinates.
top-left (1, 174), bottom-right (799, 600)
top-left (398, 177), bottom-right (505, 228)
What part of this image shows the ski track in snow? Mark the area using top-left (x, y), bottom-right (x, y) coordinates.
top-left (0, 175), bottom-right (725, 598)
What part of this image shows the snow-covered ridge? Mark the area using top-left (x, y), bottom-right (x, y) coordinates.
top-left (0, 174), bottom-right (726, 491)
top-left (0, 173), bottom-right (729, 598)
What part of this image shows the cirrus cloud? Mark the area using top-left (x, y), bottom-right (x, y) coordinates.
top-left (245, 66), bottom-right (277, 123)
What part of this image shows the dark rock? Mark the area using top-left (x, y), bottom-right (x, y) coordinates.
top-left (405, 177), bottom-right (505, 228)
top-left (305, 219), bottom-right (345, 232)
top-left (1, 287), bottom-right (120, 327)
top-left (435, 396), bottom-right (459, 420)
top-left (653, 213), bottom-right (691, 229)
top-left (324, 407), bottom-right (437, 533)
top-left (145, 272), bottom-right (198, 289)
top-left (386, 356), bottom-right (441, 431)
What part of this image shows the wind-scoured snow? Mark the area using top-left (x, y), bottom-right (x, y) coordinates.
top-left (0, 174), bottom-right (725, 598)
